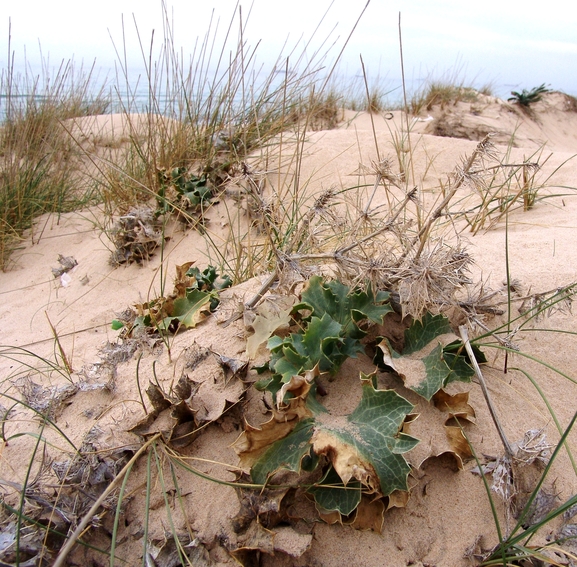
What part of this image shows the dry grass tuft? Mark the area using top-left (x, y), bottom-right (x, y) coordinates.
top-left (0, 62), bottom-right (109, 269)
top-left (410, 82), bottom-right (482, 115)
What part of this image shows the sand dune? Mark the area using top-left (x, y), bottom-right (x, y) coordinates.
top-left (1, 92), bottom-right (577, 566)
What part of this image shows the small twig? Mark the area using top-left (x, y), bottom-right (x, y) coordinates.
top-left (470, 317), bottom-right (519, 351)
top-left (459, 325), bottom-right (513, 457)
top-left (222, 268), bottom-right (280, 328)
top-left (468, 162), bottom-right (539, 175)
top-left (398, 12), bottom-right (416, 185)
top-left (244, 269), bottom-right (279, 312)
top-left (363, 171), bottom-right (383, 216)
top-left (53, 433), bottom-right (162, 567)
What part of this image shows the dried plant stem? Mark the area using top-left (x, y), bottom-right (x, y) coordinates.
top-left (339, 186), bottom-right (417, 255)
top-left (245, 270), bottom-right (279, 311)
top-left (277, 186), bottom-right (417, 268)
top-left (398, 13), bottom-right (416, 189)
top-left (405, 134), bottom-right (492, 263)
top-left (459, 325), bottom-right (513, 457)
top-left (360, 54), bottom-right (381, 167)
top-left (53, 433), bottom-right (162, 567)
top-left (45, 312), bottom-right (73, 376)
top-left (363, 172), bottom-right (384, 216)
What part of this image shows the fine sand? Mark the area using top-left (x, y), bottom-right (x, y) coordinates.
top-left (1, 91), bottom-right (577, 566)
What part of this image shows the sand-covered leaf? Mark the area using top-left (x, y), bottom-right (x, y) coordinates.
top-left (404, 390), bottom-right (476, 469)
top-left (246, 300), bottom-right (292, 358)
top-left (235, 373), bottom-right (417, 516)
top-left (250, 419), bottom-right (316, 484)
top-left (313, 375), bottom-right (418, 495)
top-left (234, 391), bottom-right (314, 472)
top-left (377, 312), bottom-right (474, 400)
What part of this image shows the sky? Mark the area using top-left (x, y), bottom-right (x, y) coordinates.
top-left (1, 0), bottom-right (576, 100)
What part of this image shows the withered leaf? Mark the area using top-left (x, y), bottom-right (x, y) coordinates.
top-left (246, 298), bottom-right (293, 359)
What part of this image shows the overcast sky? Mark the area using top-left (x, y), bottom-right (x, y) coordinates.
top-left (1, 0), bottom-right (576, 99)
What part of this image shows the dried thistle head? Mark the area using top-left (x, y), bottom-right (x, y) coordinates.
top-left (394, 244), bottom-right (472, 319)
top-left (312, 188), bottom-right (337, 212)
top-left (452, 134), bottom-right (498, 190)
top-left (371, 157), bottom-right (402, 188)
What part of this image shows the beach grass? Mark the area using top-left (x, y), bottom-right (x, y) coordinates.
top-left (0, 58), bottom-right (109, 270)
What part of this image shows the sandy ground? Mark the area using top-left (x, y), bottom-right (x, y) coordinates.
top-left (1, 91), bottom-right (577, 566)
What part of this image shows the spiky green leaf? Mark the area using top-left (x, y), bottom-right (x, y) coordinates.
top-left (161, 289), bottom-right (214, 330)
top-left (403, 312), bottom-right (453, 355)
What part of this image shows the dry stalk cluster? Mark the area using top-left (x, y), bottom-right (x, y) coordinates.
top-left (234, 135), bottom-right (516, 320)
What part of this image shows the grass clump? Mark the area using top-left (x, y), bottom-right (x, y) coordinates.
top-left (0, 62), bottom-right (109, 269)
top-left (94, 5), bottom-right (348, 218)
top-left (409, 81), bottom-right (482, 114)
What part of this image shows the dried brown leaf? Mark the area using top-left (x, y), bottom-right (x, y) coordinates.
top-left (433, 390), bottom-right (476, 422)
top-left (246, 299), bottom-right (293, 359)
top-left (173, 261), bottom-right (196, 298)
top-left (231, 521), bottom-right (275, 556)
top-left (404, 393), bottom-right (474, 470)
top-left (312, 429), bottom-right (377, 490)
top-left (349, 496), bottom-right (385, 532)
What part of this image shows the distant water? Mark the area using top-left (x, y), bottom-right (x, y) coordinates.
top-left (0, 62), bottom-right (516, 123)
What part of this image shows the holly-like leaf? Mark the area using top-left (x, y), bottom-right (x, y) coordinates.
top-left (301, 313), bottom-right (344, 371)
top-left (256, 277), bottom-right (394, 404)
top-left (296, 276), bottom-right (392, 333)
top-left (186, 264), bottom-right (232, 291)
top-left (266, 313), bottom-right (353, 385)
top-left (347, 284), bottom-right (393, 325)
top-left (234, 373), bottom-right (418, 516)
top-left (377, 313), bottom-right (474, 400)
top-left (268, 334), bottom-right (309, 383)
top-left (403, 312), bottom-right (453, 354)
top-left (161, 289), bottom-right (215, 330)
top-left (295, 275), bottom-right (348, 323)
